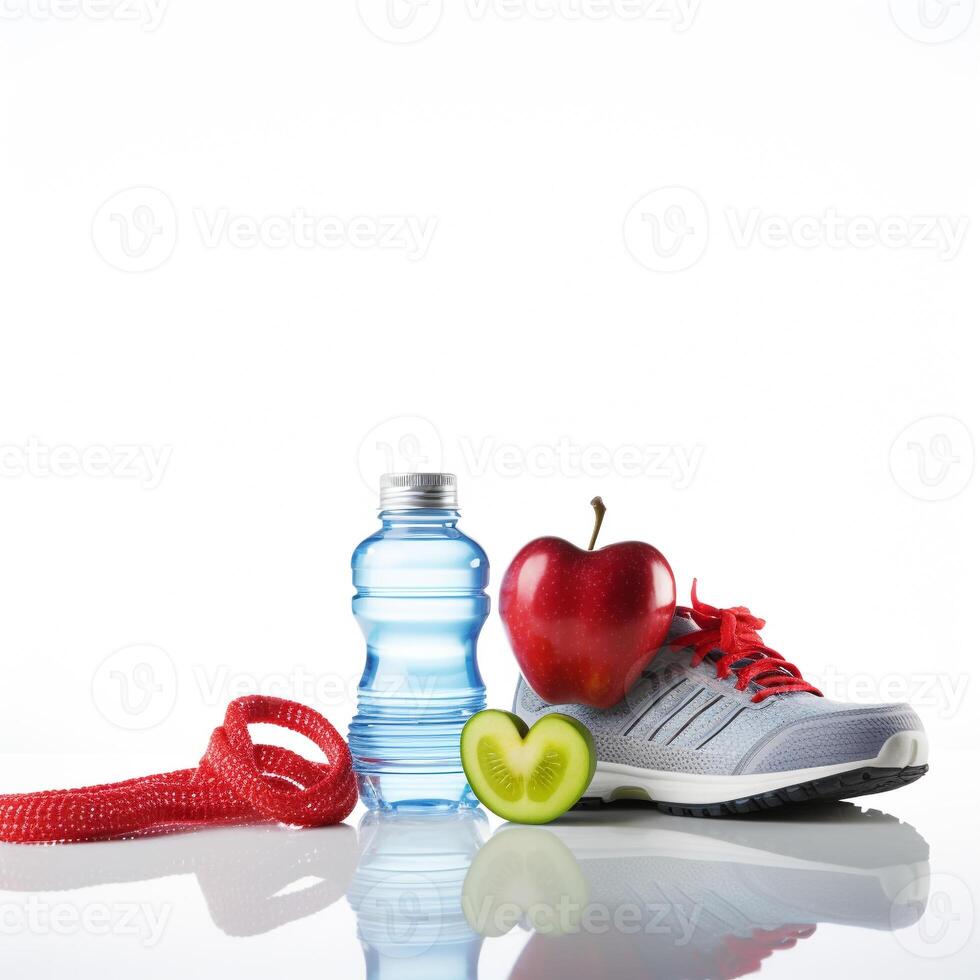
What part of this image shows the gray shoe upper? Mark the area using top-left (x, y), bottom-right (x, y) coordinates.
top-left (513, 616), bottom-right (924, 777)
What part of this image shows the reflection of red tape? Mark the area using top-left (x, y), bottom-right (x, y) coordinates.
top-left (0, 696), bottom-right (357, 844)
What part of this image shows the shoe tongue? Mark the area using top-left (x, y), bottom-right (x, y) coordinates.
top-left (667, 611), bottom-right (742, 666)
top-left (667, 611), bottom-right (700, 641)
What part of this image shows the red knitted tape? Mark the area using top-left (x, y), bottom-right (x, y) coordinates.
top-left (0, 696), bottom-right (357, 844)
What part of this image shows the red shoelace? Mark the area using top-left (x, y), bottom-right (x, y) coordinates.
top-left (716, 925), bottom-right (817, 979)
top-left (0, 696), bottom-right (357, 844)
top-left (669, 580), bottom-right (821, 702)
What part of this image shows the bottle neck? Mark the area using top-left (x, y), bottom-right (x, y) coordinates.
top-left (379, 507), bottom-right (460, 529)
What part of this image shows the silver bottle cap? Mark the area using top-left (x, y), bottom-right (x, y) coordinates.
top-left (379, 472), bottom-right (458, 510)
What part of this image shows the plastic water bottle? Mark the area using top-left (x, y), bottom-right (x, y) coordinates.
top-left (348, 473), bottom-right (489, 810)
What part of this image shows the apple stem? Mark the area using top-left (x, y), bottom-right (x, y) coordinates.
top-left (587, 496), bottom-right (606, 551)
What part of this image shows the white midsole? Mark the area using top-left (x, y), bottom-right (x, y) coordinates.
top-left (586, 730), bottom-right (929, 806)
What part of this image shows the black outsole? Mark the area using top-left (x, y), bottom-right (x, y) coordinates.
top-left (575, 764), bottom-right (929, 818)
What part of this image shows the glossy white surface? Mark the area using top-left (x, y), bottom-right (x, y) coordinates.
top-left (1, 753), bottom-right (975, 978)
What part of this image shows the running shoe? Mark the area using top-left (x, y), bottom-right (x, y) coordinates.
top-left (512, 581), bottom-right (929, 816)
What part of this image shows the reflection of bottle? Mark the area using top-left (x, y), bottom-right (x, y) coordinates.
top-left (464, 804), bottom-right (930, 980)
top-left (348, 473), bottom-right (489, 810)
top-left (348, 810), bottom-right (488, 980)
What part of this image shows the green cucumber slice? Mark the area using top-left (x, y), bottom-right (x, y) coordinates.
top-left (460, 709), bottom-right (597, 824)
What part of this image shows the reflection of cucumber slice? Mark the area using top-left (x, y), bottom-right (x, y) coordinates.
top-left (462, 825), bottom-right (589, 937)
top-left (460, 710), bottom-right (596, 824)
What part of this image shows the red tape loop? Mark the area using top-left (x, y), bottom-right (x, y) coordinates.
top-left (0, 696), bottom-right (357, 844)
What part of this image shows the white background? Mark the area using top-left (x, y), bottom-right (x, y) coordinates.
top-left (0, 1), bottom-right (978, 977)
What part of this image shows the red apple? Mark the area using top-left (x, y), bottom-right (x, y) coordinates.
top-left (499, 498), bottom-right (676, 709)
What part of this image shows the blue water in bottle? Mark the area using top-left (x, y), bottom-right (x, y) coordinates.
top-left (348, 473), bottom-right (488, 810)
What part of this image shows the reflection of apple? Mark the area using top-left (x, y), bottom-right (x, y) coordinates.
top-left (499, 498), bottom-right (676, 709)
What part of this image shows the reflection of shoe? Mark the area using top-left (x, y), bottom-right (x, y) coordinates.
top-left (348, 810), bottom-right (488, 980)
top-left (515, 584), bottom-right (929, 815)
top-left (464, 803), bottom-right (930, 980)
